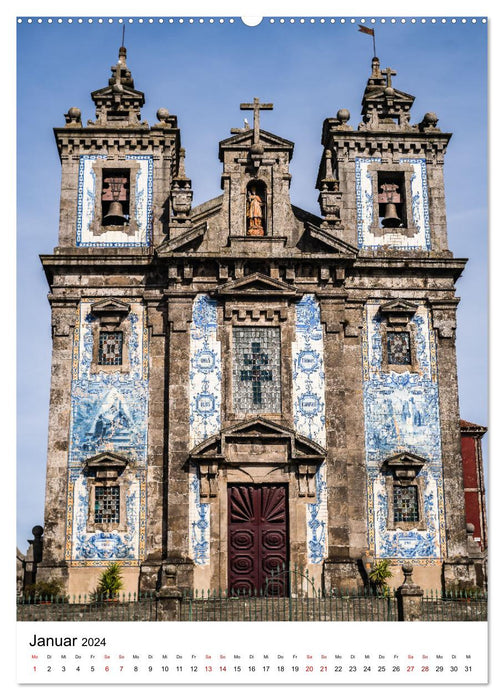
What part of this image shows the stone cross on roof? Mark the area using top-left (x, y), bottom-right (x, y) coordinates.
top-left (381, 66), bottom-right (397, 89)
top-left (240, 97), bottom-right (273, 144)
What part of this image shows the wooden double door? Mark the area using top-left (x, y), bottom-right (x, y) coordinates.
top-left (228, 484), bottom-right (289, 596)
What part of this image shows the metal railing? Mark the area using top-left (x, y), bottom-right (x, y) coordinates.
top-left (17, 592), bottom-right (157, 622)
top-left (420, 589), bottom-right (488, 622)
top-left (17, 577), bottom-right (487, 623)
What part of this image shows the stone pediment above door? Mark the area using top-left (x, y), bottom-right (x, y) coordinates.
top-left (214, 273), bottom-right (300, 298)
top-left (190, 417), bottom-right (326, 498)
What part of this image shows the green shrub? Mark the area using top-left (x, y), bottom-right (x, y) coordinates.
top-left (25, 579), bottom-right (64, 599)
top-left (93, 563), bottom-right (124, 600)
top-left (369, 559), bottom-right (393, 596)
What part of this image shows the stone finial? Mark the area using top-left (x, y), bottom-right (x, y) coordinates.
top-left (64, 107), bottom-right (82, 126)
top-left (466, 522), bottom-right (483, 557)
top-left (89, 46), bottom-right (146, 127)
top-left (28, 525), bottom-right (44, 564)
top-left (371, 56), bottom-right (381, 79)
top-left (400, 563), bottom-right (414, 585)
top-left (334, 108), bottom-right (352, 130)
top-left (177, 147), bottom-right (187, 178)
top-left (418, 111), bottom-right (440, 132)
top-left (156, 107), bottom-right (170, 124)
top-left (359, 56), bottom-right (415, 132)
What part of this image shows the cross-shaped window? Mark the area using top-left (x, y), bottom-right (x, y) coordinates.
top-left (232, 327), bottom-right (281, 414)
top-left (240, 341), bottom-right (273, 405)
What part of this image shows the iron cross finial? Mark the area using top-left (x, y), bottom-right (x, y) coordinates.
top-left (240, 97), bottom-right (274, 144)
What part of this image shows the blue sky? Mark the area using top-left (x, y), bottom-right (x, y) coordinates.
top-left (16, 15), bottom-right (487, 551)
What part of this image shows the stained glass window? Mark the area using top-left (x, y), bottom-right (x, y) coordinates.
top-left (232, 327), bottom-right (281, 413)
top-left (98, 331), bottom-right (123, 366)
top-left (387, 331), bottom-right (411, 365)
top-left (393, 485), bottom-right (419, 522)
top-left (94, 486), bottom-right (120, 524)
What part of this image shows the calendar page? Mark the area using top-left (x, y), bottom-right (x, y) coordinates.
top-left (14, 1), bottom-right (490, 691)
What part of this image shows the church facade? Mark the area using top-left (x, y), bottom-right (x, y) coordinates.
top-left (37, 47), bottom-right (483, 597)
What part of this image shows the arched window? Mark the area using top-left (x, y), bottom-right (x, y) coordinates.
top-left (246, 180), bottom-right (267, 236)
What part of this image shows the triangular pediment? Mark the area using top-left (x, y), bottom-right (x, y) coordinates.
top-left (190, 417), bottom-right (326, 462)
top-left (364, 87), bottom-right (415, 104)
top-left (219, 128), bottom-right (294, 152)
top-left (379, 300), bottom-right (418, 325)
top-left (85, 451), bottom-right (129, 469)
top-left (91, 85), bottom-right (145, 102)
top-left (216, 273), bottom-right (298, 297)
top-left (380, 299), bottom-right (418, 314)
top-left (224, 417), bottom-right (293, 440)
top-left (90, 298), bottom-right (131, 315)
top-left (383, 451), bottom-right (426, 471)
top-left (303, 222), bottom-right (359, 256)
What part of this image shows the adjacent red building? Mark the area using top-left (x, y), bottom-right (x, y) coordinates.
top-left (460, 420), bottom-right (488, 550)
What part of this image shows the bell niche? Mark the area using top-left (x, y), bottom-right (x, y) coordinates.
top-left (102, 170), bottom-right (130, 226)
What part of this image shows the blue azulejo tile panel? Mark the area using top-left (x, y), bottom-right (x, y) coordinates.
top-left (188, 295), bottom-right (221, 565)
top-left (65, 302), bottom-right (149, 564)
top-left (362, 303), bottom-right (446, 561)
top-left (71, 471), bottom-right (142, 561)
top-left (400, 158), bottom-right (431, 250)
top-left (76, 154), bottom-right (153, 247)
top-left (355, 156), bottom-right (382, 249)
top-left (189, 472), bottom-right (210, 566)
top-left (355, 157), bottom-right (430, 250)
top-left (293, 295), bottom-right (328, 564)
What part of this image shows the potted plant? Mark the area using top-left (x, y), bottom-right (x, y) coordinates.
top-left (93, 563), bottom-right (124, 602)
top-left (368, 559), bottom-right (393, 597)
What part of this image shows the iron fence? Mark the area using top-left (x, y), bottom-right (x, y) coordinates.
top-left (16, 582), bottom-right (487, 623)
top-left (180, 588), bottom-right (398, 621)
top-left (17, 592), bottom-right (157, 622)
top-left (420, 589), bottom-right (488, 622)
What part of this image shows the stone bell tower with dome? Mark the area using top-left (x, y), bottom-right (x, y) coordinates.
top-left (36, 47), bottom-right (483, 596)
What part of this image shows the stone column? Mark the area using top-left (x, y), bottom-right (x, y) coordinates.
top-left (164, 296), bottom-right (195, 591)
top-left (139, 295), bottom-right (167, 592)
top-left (37, 302), bottom-right (77, 586)
top-left (432, 304), bottom-right (476, 588)
top-left (155, 588), bottom-right (183, 621)
top-left (396, 564), bottom-right (424, 621)
top-left (321, 298), bottom-right (366, 591)
top-left (155, 564), bottom-right (183, 620)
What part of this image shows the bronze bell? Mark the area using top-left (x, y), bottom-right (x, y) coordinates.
top-left (382, 201), bottom-right (402, 228)
top-left (379, 182), bottom-right (402, 228)
top-left (103, 199), bottom-right (128, 225)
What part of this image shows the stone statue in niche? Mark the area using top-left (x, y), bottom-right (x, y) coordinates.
top-left (247, 185), bottom-right (265, 236)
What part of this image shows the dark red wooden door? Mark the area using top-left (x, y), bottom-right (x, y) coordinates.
top-left (228, 485), bottom-right (289, 596)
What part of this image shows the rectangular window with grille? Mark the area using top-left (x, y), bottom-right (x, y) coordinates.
top-left (94, 486), bottom-right (120, 524)
top-left (98, 331), bottom-right (123, 366)
top-left (393, 485), bottom-right (419, 522)
top-left (387, 331), bottom-right (411, 365)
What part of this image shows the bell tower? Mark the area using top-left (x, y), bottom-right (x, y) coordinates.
top-left (38, 45), bottom-right (189, 593)
top-left (54, 45), bottom-right (186, 250)
top-left (317, 57), bottom-right (474, 591)
top-left (317, 56), bottom-right (451, 253)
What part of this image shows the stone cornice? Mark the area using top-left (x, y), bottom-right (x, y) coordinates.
top-left (352, 256), bottom-right (467, 279)
top-left (322, 124), bottom-right (452, 147)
